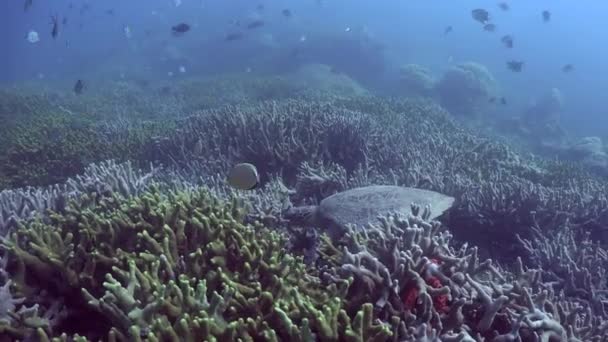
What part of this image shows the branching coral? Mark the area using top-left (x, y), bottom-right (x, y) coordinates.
top-left (0, 186), bottom-right (392, 340)
top-left (318, 206), bottom-right (608, 341)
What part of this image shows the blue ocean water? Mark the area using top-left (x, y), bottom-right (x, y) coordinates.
top-left (2, 0), bottom-right (607, 136)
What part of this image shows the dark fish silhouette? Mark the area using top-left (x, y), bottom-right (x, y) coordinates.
top-left (506, 60), bottom-right (524, 72)
top-left (24, 0), bottom-right (33, 12)
top-left (171, 23), bottom-right (190, 36)
top-left (256, 4), bottom-right (264, 11)
top-left (282, 9), bottom-right (292, 17)
top-left (105, 9), bottom-right (115, 16)
top-left (498, 2), bottom-right (509, 11)
top-left (562, 64), bottom-right (574, 72)
top-left (542, 10), bottom-right (551, 22)
top-left (444, 26), bottom-right (453, 35)
top-left (501, 35), bottom-right (513, 48)
top-left (471, 9), bottom-right (490, 24)
top-left (247, 20), bottom-right (265, 29)
top-left (225, 32), bottom-right (244, 41)
top-left (51, 15), bottom-right (59, 39)
top-left (489, 96), bottom-right (506, 105)
top-left (483, 23), bottom-right (496, 32)
top-left (62, 16), bottom-right (68, 26)
top-left (73, 79), bottom-right (85, 94)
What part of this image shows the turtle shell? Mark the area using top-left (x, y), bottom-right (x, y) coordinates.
top-left (317, 185), bottom-right (454, 231)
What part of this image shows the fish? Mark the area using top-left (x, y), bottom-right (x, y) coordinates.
top-left (488, 97), bottom-right (496, 103)
top-left (542, 10), bottom-right (551, 22)
top-left (123, 25), bottom-right (132, 39)
top-left (282, 9), bottom-right (292, 17)
top-left (24, 0), bottom-right (33, 12)
top-left (506, 60), bottom-right (524, 72)
top-left (483, 23), bottom-right (496, 32)
top-left (500, 97), bottom-right (507, 105)
top-left (443, 26), bottom-right (453, 35)
top-left (105, 9), bottom-right (115, 16)
top-left (227, 163), bottom-right (260, 190)
top-left (62, 17), bottom-right (68, 26)
top-left (562, 64), bottom-right (574, 72)
top-left (26, 30), bottom-right (40, 43)
top-left (501, 35), bottom-right (513, 48)
top-left (471, 9), bottom-right (490, 24)
top-left (256, 4), bottom-right (264, 11)
top-left (498, 2), bottom-right (509, 11)
top-left (247, 20), bottom-right (265, 29)
top-left (50, 15), bottom-right (59, 39)
top-left (225, 32), bottom-right (244, 41)
top-left (171, 23), bottom-right (190, 36)
top-left (73, 79), bottom-right (85, 94)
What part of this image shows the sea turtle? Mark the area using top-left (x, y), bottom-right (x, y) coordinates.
top-left (283, 185), bottom-right (455, 239)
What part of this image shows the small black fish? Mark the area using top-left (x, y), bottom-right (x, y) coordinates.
top-left (501, 35), bottom-right (513, 48)
top-left (73, 79), bottom-right (85, 94)
top-left (225, 32), bottom-right (244, 41)
top-left (62, 17), bottom-right (68, 26)
top-left (506, 60), bottom-right (524, 72)
top-left (247, 20), bottom-right (264, 29)
top-left (483, 23), bottom-right (496, 32)
top-left (256, 4), bottom-right (264, 11)
top-left (500, 97), bottom-right (507, 105)
top-left (443, 26), bottom-right (453, 35)
top-left (562, 64), bottom-right (574, 72)
top-left (471, 8), bottom-right (490, 24)
top-left (282, 9), bottom-right (292, 17)
top-left (51, 15), bottom-right (59, 39)
top-left (489, 97), bottom-right (496, 103)
top-left (498, 2), bottom-right (509, 11)
top-left (542, 10), bottom-right (551, 22)
top-left (171, 23), bottom-right (190, 36)
top-left (24, 0), bottom-right (33, 12)
top-left (105, 9), bottom-right (115, 16)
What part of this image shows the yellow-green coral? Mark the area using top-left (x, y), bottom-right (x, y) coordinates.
top-left (1, 187), bottom-right (391, 341)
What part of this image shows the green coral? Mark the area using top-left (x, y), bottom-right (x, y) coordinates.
top-left (1, 187), bottom-right (391, 341)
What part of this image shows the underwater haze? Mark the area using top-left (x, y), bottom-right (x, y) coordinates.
top-left (3, 0), bottom-right (608, 137)
top-left (4, 1), bottom-right (608, 341)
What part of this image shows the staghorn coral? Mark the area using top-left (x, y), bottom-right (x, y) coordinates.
top-left (0, 186), bottom-right (391, 341)
top-left (154, 99), bottom-right (380, 185)
top-left (318, 205), bottom-right (608, 341)
top-left (0, 160), bottom-right (157, 236)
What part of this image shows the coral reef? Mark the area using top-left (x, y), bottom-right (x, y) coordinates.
top-left (398, 64), bottom-right (437, 97)
top-left (284, 64), bottom-right (369, 98)
top-left (435, 62), bottom-right (498, 118)
top-left (3, 80), bottom-right (608, 341)
top-left (0, 186), bottom-right (395, 341)
top-left (320, 206), bottom-right (608, 340)
top-left (0, 160), bottom-right (157, 236)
